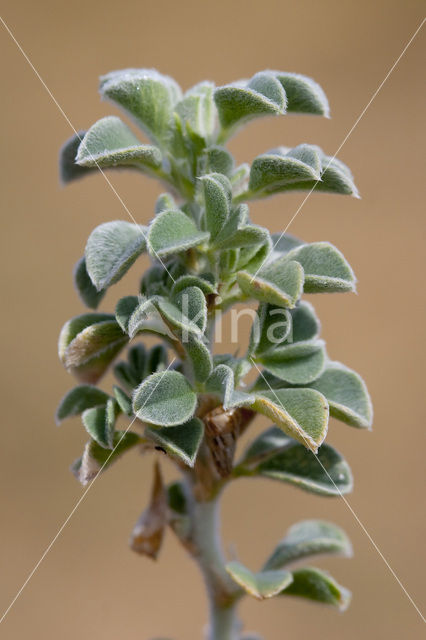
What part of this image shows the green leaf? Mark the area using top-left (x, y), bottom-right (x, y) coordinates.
top-left (173, 286), bottom-right (207, 333)
top-left (171, 274), bottom-right (217, 297)
top-left (73, 257), bottom-right (106, 309)
top-left (155, 298), bottom-right (203, 339)
top-left (289, 301), bottom-right (321, 343)
top-left (251, 389), bottom-right (329, 453)
top-left (133, 371), bottom-right (197, 426)
top-left (59, 314), bottom-right (128, 383)
top-left (116, 296), bottom-right (162, 338)
top-left (202, 146), bottom-right (234, 176)
top-left (205, 364), bottom-right (254, 410)
top-left (249, 145), bottom-right (322, 194)
top-left (59, 131), bottom-right (92, 184)
top-left (175, 81), bottom-right (216, 140)
top-left (270, 232), bottom-right (304, 256)
top-left (75, 431), bottom-right (141, 485)
top-left (147, 344), bottom-right (168, 374)
top-left (113, 385), bottom-right (133, 415)
top-left (148, 209), bottom-right (209, 257)
top-left (200, 173), bottom-right (230, 239)
top-left (281, 567), bottom-right (351, 610)
top-left (308, 361), bottom-right (373, 428)
top-left (100, 69), bottom-right (182, 145)
top-left (249, 304), bottom-right (292, 355)
top-left (82, 397), bottom-right (119, 449)
top-left (146, 417), bottom-right (204, 467)
top-left (183, 333), bottom-right (213, 383)
top-left (237, 260), bottom-right (304, 308)
top-left (285, 242), bottom-right (356, 293)
top-left (155, 192), bottom-right (177, 214)
top-left (263, 520), bottom-right (352, 570)
top-left (76, 116), bottom-right (162, 171)
top-left (273, 72), bottom-right (329, 116)
top-left (85, 221), bottom-right (147, 291)
top-left (257, 341), bottom-right (326, 385)
top-left (214, 71), bottom-right (286, 137)
top-left (238, 426), bottom-right (353, 496)
top-left (56, 385), bottom-right (110, 424)
top-left (226, 561), bottom-right (292, 600)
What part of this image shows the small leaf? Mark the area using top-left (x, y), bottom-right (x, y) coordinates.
top-left (56, 385), bottom-right (110, 424)
top-left (76, 431), bottom-right (141, 485)
top-left (73, 257), bottom-right (106, 309)
top-left (85, 221), bottom-right (147, 291)
top-left (146, 417), bottom-right (204, 467)
top-left (115, 295), bottom-right (139, 333)
top-left (59, 314), bottom-right (128, 383)
top-left (81, 397), bottom-right (119, 449)
top-left (202, 146), bottom-right (234, 176)
top-left (76, 116), bottom-right (162, 171)
top-left (290, 301), bottom-right (321, 343)
top-left (273, 72), bottom-right (329, 116)
top-left (155, 298), bottom-right (204, 339)
top-left (100, 69), bottom-right (182, 145)
top-left (129, 461), bottom-right (167, 559)
top-left (171, 274), bottom-right (217, 297)
top-left (308, 361), bottom-right (373, 428)
top-left (133, 371), bottom-right (197, 426)
top-left (238, 427), bottom-right (353, 496)
top-left (249, 145), bottom-right (322, 195)
top-left (257, 341), bottom-right (326, 385)
top-left (281, 567), bottom-right (351, 610)
top-left (175, 81), bottom-right (216, 140)
top-left (251, 388), bottom-right (328, 452)
top-left (148, 209), bottom-right (209, 257)
top-left (237, 260), bottom-right (304, 309)
top-left (226, 561), bottom-right (292, 600)
top-left (270, 232), bottom-right (304, 256)
top-left (205, 365), bottom-right (254, 410)
top-left (285, 242), bottom-right (356, 293)
top-left (249, 303), bottom-right (292, 355)
top-left (214, 71), bottom-right (286, 137)
top-left (173, 286), bottom-right (207, 333)
top-left (155, 192), bottom-right (177, 214)
top-left (263, 520), bottom-right (352, 570)
top-left (200, 173), bottom-right (230, 239)
top-left (59, 131), bottom-right (91, 184)
top-left (113, 385), bottom-right (133, 415)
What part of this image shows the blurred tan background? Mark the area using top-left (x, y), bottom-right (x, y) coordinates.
top-left (1, 1), bottom-right (425, 638)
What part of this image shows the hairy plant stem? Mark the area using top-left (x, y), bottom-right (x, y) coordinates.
top-left (183, 475), bottom-right (241, 640)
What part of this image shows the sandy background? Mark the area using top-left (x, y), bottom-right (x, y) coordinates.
top-left (1, 1), bottom-right (425, 638)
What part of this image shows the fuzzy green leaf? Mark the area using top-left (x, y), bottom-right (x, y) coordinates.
top-left (171, 274), bottom-right (217, 297)
top-left (285, 242), bottom-right (356, 293)
top-left (148, 209), bottom-right (209, 257)
top-left (205, 364), bottom-right (254, 410)
top-left (226, 561), bottom-right (292, 600)
top-left (56, 385), bottom-right (110, 424)
top-left (270, 232), bottom-right (304, 256)
top-left (249, 145), bottom-right (322, 194)
top-left (74, 257), bottom-right (106, 309)
top-left (113, 385), bottom-right (133, 415)
top-left (238, 427), bottom-right (353, 496)
top-left (175, 82), bottom-right (216, 140)
top-left (155, 192), bottom-right (177, 214)
top-left (273, 72), bottom-right (329, 116)
top-left (75, 431), bottom-right (141, 485)
top-left (100, 69), bottom-right (182, 145)
top-left (81, 398), bottom-right (119, 449)
top-left (258, 341), bottom-right (326, 385)
top-left (263, 520), bottom-right (352, 570)
top-left (202, 146), bottom-right (234, 176)
top-left (59, 131), bottom-right (92, 184)
top-left (85, 221), bottom-right (147, 291)
top-left (183, 333), bottom-right (213, 383)
top-left (133, 371), bottom-right (197, 426)
top-left (251, 388), bottom-right (328, 452)
top-left (214, 71), bottom-right (286, 136)
top-left (237, 260), bottom-right (304, 309)
top-left (173, 286), bottom-right (207, 333)
top-left (146, 417), bottom-right (204, 467)
top-left (59, 314), bottom-right (128, 384)
top-left (308, 361), bottom-right (373, 428)
top-left (200, 173), bottom-right (230, 239)
top-left (281, 567), bottom-right (351, 610)
top-left (76, 116), bottom-right (162, 171)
